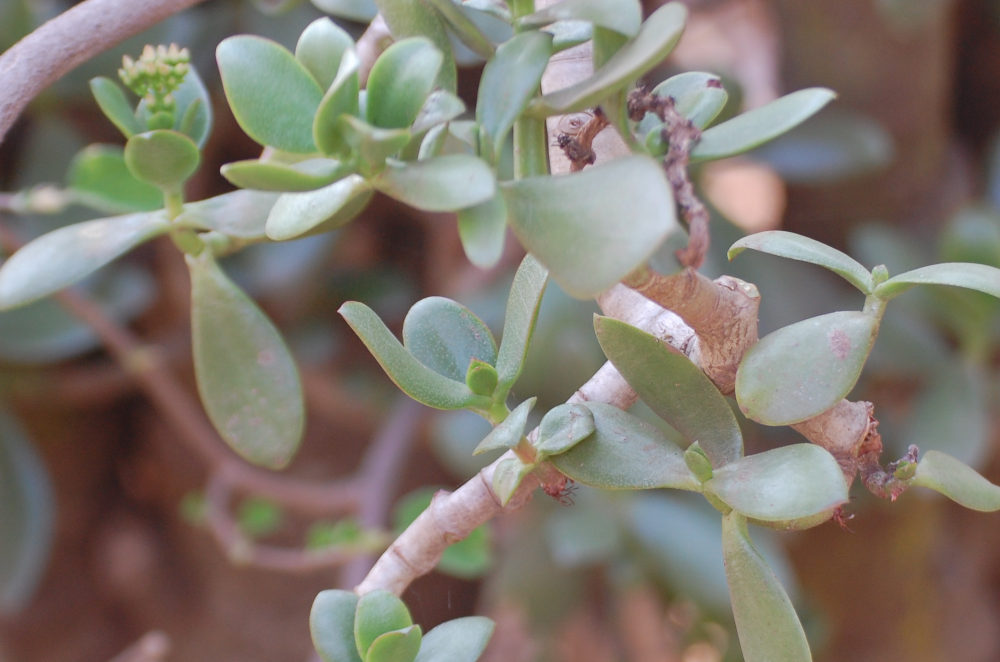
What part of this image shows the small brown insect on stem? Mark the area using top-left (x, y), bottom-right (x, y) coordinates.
top-left (627, 88), bottom-right (710, 270)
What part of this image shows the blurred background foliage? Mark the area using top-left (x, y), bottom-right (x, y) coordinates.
top-left (2, 0), bottom-right (1000, 661)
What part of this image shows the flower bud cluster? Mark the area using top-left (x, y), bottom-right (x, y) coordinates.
top-left (118, 44), bottom-right (191, 116)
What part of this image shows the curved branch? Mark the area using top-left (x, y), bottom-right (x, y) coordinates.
top-left (0, 0), bottom-right (208, 145)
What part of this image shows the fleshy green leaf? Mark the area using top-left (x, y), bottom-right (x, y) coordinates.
top-left (424, 0), bottom-right (496, 59)
top-left (366, 38), bottom-right (443, 130)
top-left (473, 398), bottom-right (536, 455)
top-left (217, 35), bottom-right (324, 153)
top-left (873, 262), bottom-right (1000, 301)
top-left (336, 116), bottom-right (411, 172)
top-left (911, 450), bottom-right (1000, 511)
top-left (355, 590), bottom-right (413, 657)
top-left (172, 66), bottom-right (214, 148)
top-left (548, 402), bottom-right (698, 490)
top-left (375, 0), bottom-right (457, 92)
top-left (313, 51), bottom-right (362, 157)
top-left (650, 72), bottom-right (728, 130)
top-left (0, 211), bottom-right (170, 309)
top-left (0, 411), bottom-right (54, 613)
top-left (722, 512), bottom-right (813, 662)
top-left (311, 590), bottom-right (362, 662)
top-left (412, 90), bottom-right (466, 134)
top-left (466, 359), bottom-right (499, 397)
top-left (188, 252), bottom-right (304, 469)
top-left (221, 157), bottom-right (352, 192)
top-left (494, 254), bottom-right (549, 393)
top-left (67, 144), bottom-right (163, 212)
top-left (518, 0), bottom-right (642, 36)
top-left (312, 0), bottom-right (377, 22)
top-left (476, 31), bottom-right (553, 158)
top-left (180, 190), bottom-right (282, 240)
top-left (457, 192), bottom-right (507, 269)
top-left (736, 311), bottom-right (880, 425)
top-left (528, 2), bottom-right (687, 116)
top-left (594, 316), bottom-right (742, 467)
top-left (365, 626), bottom-right (422, 662)
top-left (728, 230), bottom-right (873, 294)
top-left (123, 130), bottom-right (201, 190)
top-left (502, 155), bottom-right (676, 298)
top-left (402, 296), bottom-right (497, 382)
top-left (534, 403), bottom-right (595, 457)
top-left (265, 175), bottom-right (373, 240)
top-left (492, 456), bottom-right (535, 506)
top-left (339, 302), bottom-right (490, 411)
top-left (296, 17), bottom-right (355, 91)
top-left (706, 445), bottom-right (847, 526)
top-left (691, 88), bottom-right (836, 162)
top-left (89, 77), bottom-right (142, 138)
top-left (374, 156), bottom-right (495, 212)
top-left (413, 617), bottom-right (494, 662)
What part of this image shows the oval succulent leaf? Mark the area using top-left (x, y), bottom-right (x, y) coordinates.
top-left (529, 2), bottom-right (687, 116)
top-left (180, 190), bottom-right (281, 241)
top-left (403, 296), bottom-right (497, 382)
top-left (494, 254), bottom-right (549, 394)
top-left (0, 211), bottom-right (170, 309)
top-left (412, 90), bottom-right (466, 134)
top-left (911, 450), bottom-right (1000, 511)
top-left (68, 144), bottom-right (163, 213)
top-left (217, 35), bottom-right (323, 153)
top-left (171, 66), bottom-right (214, 148)
top-left (502, 155), bottom-right (677, 298)
top-left (188, 252), bottom-right (304, 469)
top-left (691, 88), bottom-right (836, 162)
top-left (722, 512), bottom-right (813, 662)
top-left (354, 590), bottom-right (413, 658)
top-left (413, 616), bottom-right (495, 662)
top-left (375, 0), bottom-right (457, 92)
top-left (594, 316), bottom-right (742, 466)
top-left (374, 156), bottom-right (496, 212)
top-left (366, 38), bottom-right (443, 130)
top-left (221, 158), bottom-right (352, 192)
top-left (873, 262), bottom-right (1000, 301)
top-left (650, 71), bottom-right (729, 130)
top-left (296, 17), bottom-right (356, 91)
top-left (548, 402), bottom-right (699, 490)
top-left (311, 590), bottom-right (363, 662)
top-left (365, 626), bottom-right (422, 662)
top-left (265, 175), bottom-right (373, 241)
top-left (466, 359), bottom-right (499, 397)
top-left (339, 302), bottom-right (489, 411)
top-left (518, 0), bottom-right (642, 36)
top-left (729, 230), bottom-right (874, 294)
top-left (706, 445), bottom-right (848, 523)
top-left (473, 398), bottom-right (536, 455)
top-left (424, 0), bottom-right (496, 59)
top-left (89, 77), bottom-right (142, 138)
top-left (124, 130), bottom-right (201, 190)
top-left (457, 192), bottom-right (508, 269)
top-left (313, 51), bottom-right (362, 157)
top-left (736, 310), bottom-right (880, 425)
top-left (534, 403), bottom-right (596, 457)
top-left (492, 456), bottom-right (535, 506)
top-left (476, 30), bottom-right (553, 158)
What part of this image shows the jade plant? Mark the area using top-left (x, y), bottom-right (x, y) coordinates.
top-left (3, 0), bottom-right (1000, 660)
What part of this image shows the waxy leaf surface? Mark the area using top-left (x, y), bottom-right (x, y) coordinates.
top-left (124, 130), bottom-right (200, 190)
top-left (189, 253), bottom-right (304, 468)
top-left (595, 316), bottom-right (742, 466)
top-left (366, 38), bottom-right (443, 130)
top-left (265, 176), bottom-right (373, 240)
top-left (68, 145), bottom-right (163, 212)
top-left (912, 450), bottom-right (1000, 511)
top-left (0, 212), bottom-right (169, 309)
top-left (180, 190), bottom-right (281, 240)
top-left (518, 0), bottom-right (642, 36)
top-left (90, 77), bottom-right (142, 138)
top-left (692, 88), bottom-right (836, 162)
top-left (651, 72), bottom-right (728, 129)
top-left (457, 193), bottom-right (507, 269)
top-left (311, 590), bottom-right (363, 662)
top-left (365, 626), bottom-right (421, 662)
top-left (374, 156), bottom-right (495, 212)
top-left (413, 617), bottom-right (494, 662)
top-left (706, 445), bottom-right (848, 523)
top-left (535, 403), bottom-right (595, 457)
top-left (222, 158), bottom-right (351, 193)
top-left (402, 297), bottom-right (497, 382)
top-left (736, 311), bottom-right (879, 425)
top-left (473, 398), bottom-right (536, 455)
top-left (549, 402), bottom-right (698, 490)
top-left (729, 230), bottom-right (873, 294)
top-left (874, 262), bottom-right (1000, 301)
top-left (217, 36), bottom-right (323, 153)
top-left (502, 155), bottom-right (676, 298)
top-left (296, 17), bottom-right (355, 90)
top-left (355, 590), bottom-right (413, 658)
top-left (722, 512), bottom-right (813, 662)
top-left (494, 254), bottom-right (549, 391)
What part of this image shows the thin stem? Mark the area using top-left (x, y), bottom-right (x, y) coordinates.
top-left (0, 0), bottom-right (208, 145)
top-left (513, 116), bottom-right (549, 179)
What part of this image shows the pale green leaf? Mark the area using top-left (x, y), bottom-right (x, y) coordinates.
top-left (355, 590), bottom-right (413, 658)
top-left (534, 403), bottom-right (595, 457)
top-left (411, 90), bottom-right (466, 134)
top-left (424, 0), bottom-right (496, 59)
top-left (0, 211), bottom-right (169, 309)
top-left (189, 253), bottom-right (304, 469)
top-left (912, 450), bottom-right (1000, 511)
top-left (706, 445), bottom-right (847, 525)
top-left (729, 230), bottom-right (873, 294)
top-left (311, 0), bottom-right (376, 22)
top-left (548, 402), bottom-right (698, 490)
top-left (67, 144), bottom-right (163, 213)
top-left (874, 262), bottom-right (1000, 301)
top-left (502, 155), bottom-right (676, 298)
top-left (473, 398), bottom-right (536, 455)
top-left (366, 38), bottom-right (443, 130)
top-left (296, 17), bottom-right (356, 90)
top-left (265, 176), bottom-right (373, 240)
top-left (375, 0), bottom-right (457, 92)
top-left (413, 617), bottom-right (494, 662)
top-left (221, 158), bottom-right (352, 192)
top-left (529, 2), bottom-right (687, 116)
top-left (691, 88), bottom-right (836, 162)
top-left (123, 130), bottom-right (201, 190)
top-left (736, 311), bottom-right (880, 425)
top-left (89, 77), bottom-right (142, 138)
top-left (594, 316), bottom-right (742, 466)
top-left (180, 190), bottom-right (282, 240)
top-left (518, 0), bottom-right (641, 36)
top-left (650, 71), bottom-right (728, 130)
top-left (457, 192), bottom-right (507, 269)
top-left (492, 456), bottom-right (534, 506)
top-left (722, 512), bottom-right (813, 662)
top-left (217, 35), bottom-right (324, 153)
top-left (313, 50), bottom-right (362, 157)
top-left (402, 296), bottom-right (497, 382)
top-left (365, 626), bottom-right (422, 662)
top-left (494, 254), bottom-right (549, 392)
top-left (311, 590), bottom-right (362, 662)
top-left (339, 302), bottom-right (490, 411)
top-left (374, 156), bottom-right (495, 212)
